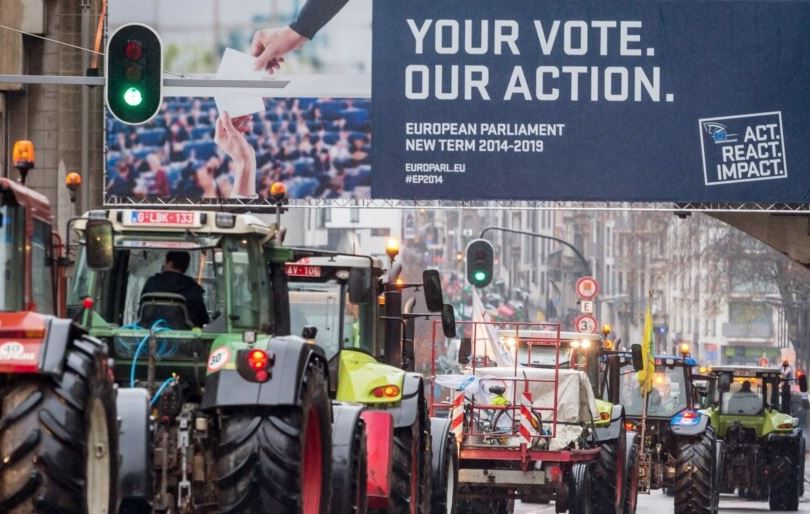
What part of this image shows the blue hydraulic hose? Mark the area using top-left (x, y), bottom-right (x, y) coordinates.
top-left (150, 376), bottom-right (176, 407)
top-left (129, 319), bottom-right (169, 387)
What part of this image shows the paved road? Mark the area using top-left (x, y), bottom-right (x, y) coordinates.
top-left (514, 492), bottom-right (810, 513)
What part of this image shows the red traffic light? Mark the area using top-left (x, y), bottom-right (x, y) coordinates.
top-left (125, 41), bottom-right (143, 61)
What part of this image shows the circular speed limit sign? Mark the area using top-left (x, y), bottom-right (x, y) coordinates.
top-left (575, 314), bottom-right (598, 334)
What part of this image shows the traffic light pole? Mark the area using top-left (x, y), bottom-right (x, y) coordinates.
top-left (478, 225), bottom-right (592, 276)
top-left (0, 75), bottom-right (290, 90)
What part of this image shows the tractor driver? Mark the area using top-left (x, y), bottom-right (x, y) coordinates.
top-left (727, 380), bottom-right (761, 414)
top-left (141, 251), bottom-right (210, 328)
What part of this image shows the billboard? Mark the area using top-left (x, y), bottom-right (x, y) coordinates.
top-left (107, 0), bottom-right (810, 204)
top-left (371, 0), bottom-right (810, 202)
top-left (105, 0), bottom-right (372, 204)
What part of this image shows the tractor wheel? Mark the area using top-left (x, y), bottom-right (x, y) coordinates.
top-left (457, 498), bottom-right (512, 514)
top-left (592, 423), bottom-right (626, 514)
top-left (215, 359), bottom-right (332, 514)
top-left (769, 450), bottom-right (800, 511)
top-left (673, 427), bottom-right (716, 514)
top-left (623, 435), bottom-right (640, 514)
top-left (570, 463), bottom-right (593, 514)
top-left (799, 435), bottom-right (807, 496)
top-left (0, 335), bottom-right (118, 514)
top-left (431, 431), bottom-right (458, 514)
top-left (384, 395), bottom-right (431, 514)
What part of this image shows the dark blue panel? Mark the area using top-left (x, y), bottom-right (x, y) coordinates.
top-left (371, 0), bottom-right (810, 202)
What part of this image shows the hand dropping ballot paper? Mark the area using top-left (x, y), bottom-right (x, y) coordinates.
top-left (214, 48), bottom-right (268, 118)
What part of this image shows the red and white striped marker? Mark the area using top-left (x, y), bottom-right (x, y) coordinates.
top-left (518, 391), bottom-right (537, 445)
top-left (450, 390), bottom-right (465, 440)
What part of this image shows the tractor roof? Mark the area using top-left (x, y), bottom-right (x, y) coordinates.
top-left (288, 254), bottom-right (385, 270)
top-left (77, 209), bottom-right (276, 238)
top-left (496, 329), bottom-right (601, 342)
top-left (707, 365), bottom-right (782, 376)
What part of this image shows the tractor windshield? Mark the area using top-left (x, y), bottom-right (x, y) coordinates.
top-left (69, 234), bottom-right (269, 332)
top-left (620, 364), bottom-right (689, 418)
top-left (720, 376), bottom-right (765, 415)
top-left (288, 278), bottom-right (373, 359)
top-left (514, 336), bottom-right (599, 388)
top-left (0, 204), bottom-right (25, 311)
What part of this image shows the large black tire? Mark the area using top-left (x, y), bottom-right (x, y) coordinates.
top-left (769, 451), bottom-right (800, 511)
top-left (799, 433), bottom-right (807, 496)
top-left (592, 423), bottom-right (626, 514)
top-left (0, 334), bottom-right (118, 514)
top-left (570, 463), bottom-right (593, 514)
top-left (456, 498), bottom-right (513, 514)
top-left (673, 427), bottom-right (716, 514)
top-left (384, 394), bottom-right (431, 514)
top-left (332, 409), bottom-right (367, 514)
top-left (623, 435), bottom-right (640, 514)
top-left (431, 431), bottom-right (458, 514)
top-left (215, 359), bottom-right (332, 514)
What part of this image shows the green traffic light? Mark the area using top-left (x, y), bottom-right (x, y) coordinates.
top-left (473, 270), bottom-right (487, 283)
top-left (123, 87), bottom-right (143, 106)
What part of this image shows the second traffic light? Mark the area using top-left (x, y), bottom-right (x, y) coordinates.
top-left (466, 239), bottom-right (494, 288)
top-left (106, 23), bottom-right (163, 125)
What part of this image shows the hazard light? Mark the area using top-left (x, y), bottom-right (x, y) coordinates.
top-left (372, 385), bottom-right (400, 398)
top-left (671, 410), bottom-right (700, 426)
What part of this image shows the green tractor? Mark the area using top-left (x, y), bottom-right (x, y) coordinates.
top-left (704, 365), bottom-right (808, 511)
top-left (602, 348), bottom-right (719, 514)
top-left (284, 250), bottom-right (458, 514)
top-left (68, 209), bottom-right (333, 513)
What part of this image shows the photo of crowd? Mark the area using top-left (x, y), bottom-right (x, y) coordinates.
top-left (105, 96), bottom-right (372, 202)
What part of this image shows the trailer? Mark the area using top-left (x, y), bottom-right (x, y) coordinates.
top-left (429, 321), bottom-right (604, 513)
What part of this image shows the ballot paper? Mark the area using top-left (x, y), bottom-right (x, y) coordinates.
top-left (214, 48), bottom-right (266, 118)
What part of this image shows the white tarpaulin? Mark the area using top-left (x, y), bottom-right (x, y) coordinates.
top-left (471, 289), bottom-right (515, 367)
top-left (475, 367), bottom-right (598, 450)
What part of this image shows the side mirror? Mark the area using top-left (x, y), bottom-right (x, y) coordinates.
top-left (458, 337), bottom-right (472, 364)
top-left (422, 269), bottom-right (444, 313)
top-left (799, 374), bottom-right (808, 393)
top-left (630, 344), bottom-right (644, 372)
top-left (85, 219), bottom-right (114, 271)
top-left (441, 303), bottom-right (457, 338)
top-left (718, 373), bottom-right (731, 393)
top-left (348, 268), bottom-right (373, 305)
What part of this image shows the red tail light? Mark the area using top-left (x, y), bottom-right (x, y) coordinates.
top-left (236, 348), bottom-right (274, 383)
top-left (249, 350), bottom-right (268, 369)
top-left (549, 465), bottom-right (563, 483)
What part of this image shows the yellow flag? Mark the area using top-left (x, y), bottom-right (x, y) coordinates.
top-left (637, 295), bottom-right (655, 394)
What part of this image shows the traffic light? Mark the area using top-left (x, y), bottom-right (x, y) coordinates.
top-left (105, 23), bottom-right (163, 125)
top-left (465, 239), bottom-right (494, 288)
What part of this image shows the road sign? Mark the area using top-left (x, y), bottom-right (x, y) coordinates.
top-left (575, 314), bottom-right (598, 334)
top-left (580, 301), bottom-right (594, 314)
top-left (575, 276), bottom-right (600, 300)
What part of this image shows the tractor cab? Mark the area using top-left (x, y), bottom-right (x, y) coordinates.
top-left (285, 254), bottom-right (381, 360)
top-left (497, 329), bottom-right (603, 391)
top-left (704, 365), bottom-right (808, 420)
top-left (67, 209), bottom-right (291, 385)
top-left (605, 351), bottom-right (696, 420)
top-left (0, 178), bottom-right (60, 317)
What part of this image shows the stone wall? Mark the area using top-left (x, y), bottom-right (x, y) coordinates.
top-left (0, 0), bottom-right (105, 229)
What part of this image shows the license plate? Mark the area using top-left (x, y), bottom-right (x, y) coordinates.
top-left (285, 264), bottom-right (322, 278)
top-left (127, 210), bottom-right (198, 226)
